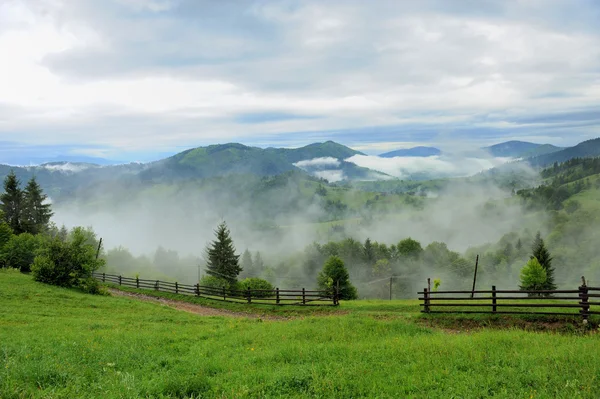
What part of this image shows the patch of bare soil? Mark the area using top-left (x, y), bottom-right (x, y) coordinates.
top-left (107, 288), bottom-right (286, 320)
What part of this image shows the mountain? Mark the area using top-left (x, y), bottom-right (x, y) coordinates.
top-left (379, 146), bottom-right (441, 158)
top-left (0, 154), bottom-right (120, 166)
top-left (139, 141), bottom-right (370, 182)
top-left (267, 140), bottom-right (364, 163)
top-left (519, 144), bottom-right (564, 158)
top-left (529, 138), bottom-right (600, 167)
top-left (483, 141), bottom-right (545, 157)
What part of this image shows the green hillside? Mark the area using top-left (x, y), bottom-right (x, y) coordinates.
top-left (529, 138), bottom-right (600, 166)
top-left (3, 270), bottom-right (600, 398)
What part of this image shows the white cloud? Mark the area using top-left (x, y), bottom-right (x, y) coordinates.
top-left (346, 154), bottom-right (512, 179)
top-left (0, 0), bottom-right (598, 152)
top-left (293, 157), bottom-right (341, 168)
top-left (314, 170), bottom-right (344, 182)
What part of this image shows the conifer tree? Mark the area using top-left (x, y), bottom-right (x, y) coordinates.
top-left (531, 231), bottom-right (556, 291)
top-left (205, 221), bottom-right (241, 284)
top-left (0, 171), bottom-right (24, 234)
top-left (23, 176), bottom-right (53, 235)
top-left (240, 249), bottom-right (254, 277)
top-left (254, 251), bottom-right (265, 271)
top-left (363, 238), bottom-right (375, 264)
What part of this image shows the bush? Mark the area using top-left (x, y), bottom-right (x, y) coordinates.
top-left (317, 255), bottom-right (358, 300)
top-left (238, 277), bottom-right (275, 298)
top-left (31, 228), bottom-right (105, 290)
top-left (199, 275), bottom-right (234, 290)
top-left (0, 233), bottom-right (42, 272)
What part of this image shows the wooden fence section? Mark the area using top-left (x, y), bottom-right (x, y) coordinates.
top-left (92, 272), bottom-right (338, 306)
top-left (418, 284), bottom-right (600, 320)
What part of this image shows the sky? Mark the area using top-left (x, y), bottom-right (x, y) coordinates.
top-left (1, 0), bottom-right (600, 163)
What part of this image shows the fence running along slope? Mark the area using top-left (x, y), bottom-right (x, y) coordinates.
top-left (419, 283), bottom-right (600, 320)
top-left (93, 272), bottom-right (338, 306)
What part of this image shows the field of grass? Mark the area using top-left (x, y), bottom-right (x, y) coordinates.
top-left (3, 269), bottom-right (600, 398)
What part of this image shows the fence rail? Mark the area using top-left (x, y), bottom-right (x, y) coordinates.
top-left (418, 283), bottom-right (598, 320)
top-left (93, 272), bottom-right (338, 306)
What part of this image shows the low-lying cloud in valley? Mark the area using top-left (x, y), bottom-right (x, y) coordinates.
top-left (346, 154), bottom-right (513, 179)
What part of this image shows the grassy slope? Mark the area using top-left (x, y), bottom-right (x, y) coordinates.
top-left (3, 271), bottom-right (600, 398)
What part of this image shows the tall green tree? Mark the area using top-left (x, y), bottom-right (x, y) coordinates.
top-left (363, 238), bottom-right (375, 264)
top-left (519, 257), bottom-right (547, 296)
top-left (0, 171), bottom-right (24, 234)
top-left (240, 249), bottom-right (254, 278)
top-left (204, 222), bottom-right (241, 284)
top-left (22, 176), bottom-right (53, 235)
top-left (531, 232), bottom-right (556, 291)
top-left (317, 255), bottom-right (357, 300)
top-left (396, 237), bottom-right (423, 259)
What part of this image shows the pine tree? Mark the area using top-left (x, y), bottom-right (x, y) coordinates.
top-left (531, 231), bottom-right (556, 291)
top-left (254, 251), bottom-right (265, 271)
top-left (22, 176), bottom-right (53, 235)
top-left (240, 249), bottom-right (254, 277)
top-left (363, 238), bottom-right (375, 264)
top-left (0, 171), bottom-right (24, 234)
top-left (205, 222), bottom-right (241, 284)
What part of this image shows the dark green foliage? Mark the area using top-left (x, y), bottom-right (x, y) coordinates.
top-left (204, 222), bottom-right (241, 284)
top-left (396, 237), bottom-right (423, 259)
top-left (22, 176), bottom-right (53, 235)
top-left (0, 220), bottom-right (13, 253)
top-left (31, 227), bottom-right (105, 289)
top-left (363, 238), bottom-right (375, 264)
top-left (315, 184), bottom-right (328, 196)
top-left (531, 232), bottom-right (556, 291)
top-left (317, 256), bottom-right (357, 300)
top-left (0, 233), bottom-right (41, 272)
top-left (0, 170), bottom-right (24, 234)
top-left (238, 277), bottom-right (275, 298)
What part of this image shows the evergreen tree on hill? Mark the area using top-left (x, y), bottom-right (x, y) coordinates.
top-left (205, 221), bottom-right (241, 284)
top-left (0, 171), bottom-right (24, 234)
top-left (531, 231), bottom-right (556, 291)
top-left (23, 176), bottom-right (53, 235)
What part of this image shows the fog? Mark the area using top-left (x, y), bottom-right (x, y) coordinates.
top-left (51, 157), bottom-right (547, 296)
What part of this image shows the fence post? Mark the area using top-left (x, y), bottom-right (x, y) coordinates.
top-left (118, 275), bottom-right (122, 286)
top-left (136, 277), bottom-right (139, 289)
top-left (102, 273), bottom-right (105, 283)
top-left (222, 286), bottom-right (226, 301)
top-left (492, 285), bottom-right (497, 313)
top-left (175, 282), bottom-right (178, 294)
top-left (389, 276), bottom-right (393, 300)
top-left (580, 281), bottom-right (589, 322)
top-left (195, 283), bottom-right (200, 297)
top-left (247, 287), bottom-right (251, 304)
top-left (276, 287), bottom-right (280, 305)
top-left (423, 287), bottom-right (430, 313)
top-left (302, 288), bottom-right (306, 305)
top-left (155, 280), bottom-right (159, 291)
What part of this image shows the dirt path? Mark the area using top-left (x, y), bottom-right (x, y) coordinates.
top-left (107, 288), bottom-right (285, 320)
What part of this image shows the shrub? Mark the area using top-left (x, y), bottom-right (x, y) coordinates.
top-left (199, 275), bottom-right (234, 290)
top-left (31, 228), bottom-right (105, 290)
top-left (238, 277), bottom-right (275, 298)
top-left (317, 255), bottom-right (358, 300)
top-left (0, 233), bottom-right (42, 272)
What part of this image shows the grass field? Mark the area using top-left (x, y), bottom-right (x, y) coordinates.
top-left (2, 270), bottom-right (600, 398)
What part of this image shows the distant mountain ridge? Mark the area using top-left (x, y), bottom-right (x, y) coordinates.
top-left (379, 146), bottom-right (441, 158)
top-left (482, 140), bottom-right (563, 158)
top-left (528, 138), bottom-right (600, 167)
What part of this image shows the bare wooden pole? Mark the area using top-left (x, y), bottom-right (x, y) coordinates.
top-left (389, 276), bottom-right (393, 300)
top-left (95, 238), bottom-right (103, 260)
top-left (470, 254), bottom-right (479, 299)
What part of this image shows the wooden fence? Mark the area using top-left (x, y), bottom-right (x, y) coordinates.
top-left (418, 284), bottom-right (600, 320)
top-left (92, 272), bottom-right (338, 306)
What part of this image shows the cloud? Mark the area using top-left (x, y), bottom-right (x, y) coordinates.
top-left (314, 170), bottom-right (344, 182)
top-left (293, 157), bottom-right (341, 169)
top-left (0, 0), bottom-right (599, 156)
top-left (346, 154), bottom-right (512, 179)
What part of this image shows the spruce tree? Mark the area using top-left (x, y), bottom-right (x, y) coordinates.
top-left (0, 171), bottom-right (24, 234)
top-left (363, 238), bottom-right (375, 264)
top-left (240, 249), bottom-right (254, 277)
top-left (23, 176), bottom-right (53, 235)
top-left (531, 231), bottom-right (556, 291)
top-left (205, 222), bottom-right (241, 284)
top-left (254, 251), bottom-right (265, 271)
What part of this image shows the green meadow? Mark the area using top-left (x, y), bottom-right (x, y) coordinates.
top-left (2, 269), bottom-right (600, 399)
